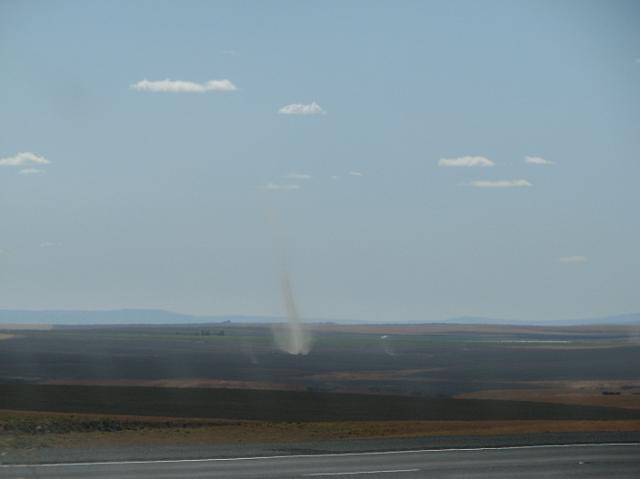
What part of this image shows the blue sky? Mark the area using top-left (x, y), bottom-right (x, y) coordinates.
top-left (1, 0), bottom-right (639, 321)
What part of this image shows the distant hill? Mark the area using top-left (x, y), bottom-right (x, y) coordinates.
top-left (0, 309), bottom-right (639, 326)
top-left (0, 309), bottom-right (281, 325)
top-left (443, 316), bottom-right (513, 325)
top-left (444, 313), bottom-right (640, 326)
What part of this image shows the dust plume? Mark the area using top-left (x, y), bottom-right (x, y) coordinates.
top-left (272, 270), bottom-right (311, 355)
top-left (380, 335), bottom-right (396, 356)
top-left (262, 192), bottom-right (312, 355)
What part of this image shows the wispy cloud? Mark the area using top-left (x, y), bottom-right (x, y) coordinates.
top-left (439, 156), bottom-right (495, 168)
top-left (262, 183), bottom-right (301, 191)
top-left (131, 79), bottom-right (237, 93)
top-left (471, 179), bottom-right (532, 188)
top-left (19, 168), bottom-right (45, 175)
top-left (278, 102), bottom-right (325, 115)
top-left (40, 241), bottom-right (59, 248)
top-left (525, 156), bottom-right (553, 165)
top-left (285, 173), bottom-right (312, 180)
top-left (0, 152), bottom-right (50, 167)
top-left (348, 171), bottom-right (363, 177)
top-left (558, 255), bottom-right (587, 263)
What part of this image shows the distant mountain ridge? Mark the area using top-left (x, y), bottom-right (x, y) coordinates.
top-left (0, 309), bottom-right (280, 325)
top-left (443, 313), bottom-right (640, 326)
top-left (0, 309), bottom-right (639, 326)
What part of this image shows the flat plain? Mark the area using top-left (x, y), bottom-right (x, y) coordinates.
top-left (1, 322), bottom-right (639, 450)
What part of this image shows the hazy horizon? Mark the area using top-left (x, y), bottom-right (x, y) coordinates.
top-left (1, 1), bottom-right (639, 322)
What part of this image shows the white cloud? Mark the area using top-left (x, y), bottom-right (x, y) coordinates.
top-left (525, 156), bottom-right (553, 165)
top-left (558, 255), bottom-right (587, 263)
top-left (19, 168), bottom-right (45, 175)
top-left (131, 79), bottom-right (237, 93)
top-left (263, 183), bottom-right (301, 191)
top-left (40, 241), bottom-right (59, 248)
top-left (348, 171), bottom-right (363, 177)
top-left (331, 175), bottom-right (340, 180)
top-left (278, 102), bottom-right (325, 115)
top-left (471, 179), bottom-right (532, 188)
top-left (439, 156), bottom-right (495, 167)
top-left (285, 173), bottom-right (312, 180)
top-left (0, 152), bottom-right (50, 167)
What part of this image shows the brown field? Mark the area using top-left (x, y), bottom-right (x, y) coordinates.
top-left (311, 323), bottom-right (640, 337)
top-left (2, 322), bottom-right (640, 452)
top-left (45, 372), bottom-right (444, 389)
top-left (304, 368), bottom-right (441, 382)
top-left (44, 378), bottom-right (304, 391)
top-left (458, 379), bottom-right (640, 410)
top-left (5, 384), bottom-right (639, 423)
top-left (2, 409), bottom-right (639, 449)
top-left (0, 324), bottom-right (52, 330)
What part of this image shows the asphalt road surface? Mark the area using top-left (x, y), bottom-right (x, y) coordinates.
top-left (1, 443), bottom-right (639, 478)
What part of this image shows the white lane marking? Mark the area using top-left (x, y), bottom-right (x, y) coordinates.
top-left (304, 469), bottom-right (419, 476)
top-left (1, 442), bottom-right (638, 468)
top-left (305, 468), bottom-right (420, 476)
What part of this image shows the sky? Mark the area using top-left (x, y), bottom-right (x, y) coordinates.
top-left (1, 0), bottom-right (639, 322)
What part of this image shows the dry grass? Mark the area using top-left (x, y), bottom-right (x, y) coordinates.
top-left (1, 409), bottom-right (639, 449)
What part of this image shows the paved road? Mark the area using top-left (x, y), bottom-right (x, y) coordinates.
top-left (1, 443), bottom-right (639, 478)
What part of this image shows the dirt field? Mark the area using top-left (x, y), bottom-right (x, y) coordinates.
top-left (44, 378), bottom-right (305, 391)
top-left (2, 384), bottom-right (640, 423)
top-left (1, 324), bottom-right (640, 450)
top-left (1, 323), bottom-right (640, 429)
top-left (1, 323), bottom-right (639, 400)
top-left (312, 323), bottom-right (640, 337)
top-left (457, 379), bottom-right (640, 410)
top-left (301, 368), bottom-right (442, 382)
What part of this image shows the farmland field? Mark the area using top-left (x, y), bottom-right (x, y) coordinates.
top-left (1, 322), bottom-right (639, 400)
top-left (1, 322), bottom-right (639, 450)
